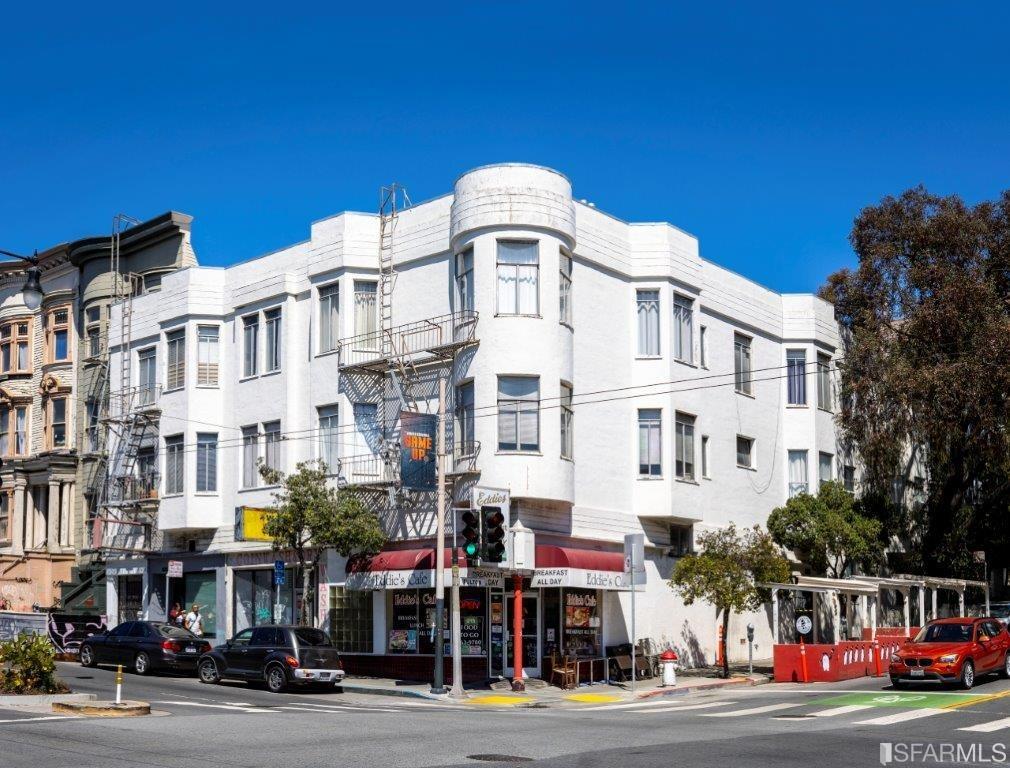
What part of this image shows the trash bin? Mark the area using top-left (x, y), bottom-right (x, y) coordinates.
top-left (660, 649), bottom-right (678, 687)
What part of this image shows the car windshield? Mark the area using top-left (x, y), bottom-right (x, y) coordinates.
top-left (152, 623), bottom-right (200, 639)
top-left (914, 623), bottom-right (973, 643)
top-left (293, 628), bottom-right (332, 647)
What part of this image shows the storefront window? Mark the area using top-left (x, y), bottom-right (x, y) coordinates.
top-left (182, 572), bottom-right (217, 637)
top-left (233, 567), bottom-right (296, 633)
top-left (387, 590), bottom-right (423, 654)
top-left (386, 588), bottom-right (488, 657)
top-left (563, 589), bottom-right (601, 656)
top-left (459, 588), bottom-right (486, 657)
top-left (329, 587), bottom-right (373, 653)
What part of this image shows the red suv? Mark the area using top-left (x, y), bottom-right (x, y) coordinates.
top-left (889, 617), bottom-right (1010, 689)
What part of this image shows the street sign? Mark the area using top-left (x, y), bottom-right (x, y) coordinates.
top-left (795, 615), bottom-right (812, 635)
top-left (274, 560), bottom-right (286, 586)
top-left (623, 533), bottom-right (646, 587)
top-left (167, 560), bottom-right (183, 578)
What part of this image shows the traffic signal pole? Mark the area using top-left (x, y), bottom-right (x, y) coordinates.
top-left (431, 374), bottom-right (446, 695)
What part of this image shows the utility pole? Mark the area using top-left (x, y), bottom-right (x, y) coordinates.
top-left (431, 374), bottom-right (447, 695)
top-left (449, 526), bottom-right (464, 697)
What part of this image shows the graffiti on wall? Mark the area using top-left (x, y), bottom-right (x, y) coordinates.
top-left (0, 611), bottom-right (48, 641)
top-left (47, 614), bottom-right (107, 655)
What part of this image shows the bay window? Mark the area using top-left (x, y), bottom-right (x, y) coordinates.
top-left (497, 376), bottom-right (539, 452)
top-left (638, 409), bottom-right (662, 477)
top-left (636, 290), bottom-right (660, 356)
top-left (496, 241), bottom-right (539, 316)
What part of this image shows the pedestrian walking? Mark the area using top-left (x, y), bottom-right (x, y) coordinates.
top-left (168, 602), bottom-right (183, 625)
top-left (184, 603), bottom-right (204, 637)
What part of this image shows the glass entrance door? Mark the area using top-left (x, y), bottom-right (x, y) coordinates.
top-left (504, 591), bottom-right (540, 678)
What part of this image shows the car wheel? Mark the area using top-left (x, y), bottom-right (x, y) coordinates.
top-left (1001, 654), bottom-right (1010, 679)
top-left (960, 660), bottom-right (975, 690)
top-left (265, 664), bottom-right (287, 693)
top-left (198, 659), bottom-right (221, 684)
top-left (134, 652), bottom-right (151, 675)
top-left (79, 644), bottom-right (96, 668)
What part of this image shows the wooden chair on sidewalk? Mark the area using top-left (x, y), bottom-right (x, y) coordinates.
top-left (550, 653), bottom-right (578, 689)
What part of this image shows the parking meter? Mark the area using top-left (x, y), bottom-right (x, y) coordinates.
top-left (746, 623), bottom-right (755, 673)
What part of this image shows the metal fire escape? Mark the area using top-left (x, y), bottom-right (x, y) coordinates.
top-left (334, 185), bottom-right (480, 492)
top-left (86, 215), bottom-right (161, 555)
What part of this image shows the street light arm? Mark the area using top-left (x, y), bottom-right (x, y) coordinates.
top-left (0, 249), bottom-right (39, 265)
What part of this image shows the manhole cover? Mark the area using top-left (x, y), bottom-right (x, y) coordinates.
top-left (467, 755), bottom-right (533, 763)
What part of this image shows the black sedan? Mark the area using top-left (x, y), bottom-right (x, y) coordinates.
top-left (198, 625), bottom-right (344, 693)
top-left (80, 621), bottom-right (211, 675)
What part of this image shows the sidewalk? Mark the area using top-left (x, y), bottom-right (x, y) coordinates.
top-left (341, 668), bottom-right (771, 706)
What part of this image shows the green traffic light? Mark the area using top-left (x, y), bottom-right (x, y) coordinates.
top-left (464, 542), bottom-right (478, 556)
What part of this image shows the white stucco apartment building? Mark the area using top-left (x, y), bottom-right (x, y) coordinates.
top-left (104, 164), bottom-right (848, 681)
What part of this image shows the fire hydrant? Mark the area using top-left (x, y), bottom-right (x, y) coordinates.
top-left (660, 649), bottom-right (678, 687)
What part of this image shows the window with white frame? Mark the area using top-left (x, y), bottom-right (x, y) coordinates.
top-left (786, 349), bottom-right (806, 405)
top-left (138, 347), bottom-right (157, 405)
top-left (47, 396), bottom-right (68, 449)
top-left (0, 492), bottom-right (9, 544)
top-left (496, 241), bottom-right (539, 316)
top-left (13, 405), bottom-right (27, 456)
top-left (736, 435), bottom-right (755, 468)
top-left (455, 381), bottom-right (475, 453)
top-left (241, 426), bottom-right (258, 489)
top-left (263, 421), bottom-right (281, 471)
top-left (699, 325), bottom-right (708, 368)
top-left (637, 289), bottom-right (660, 356)
top-left (456, 249), bottom-right (474, 315)
top-left (165, 435), bottom-right (184, 494)
top-left (196, 433), bottom-right (218, 492)
top-left (242, 315), bottom-right (259, 377)
top-left (197, 325), bottom-right (219, 386)
top-left (318, 405), bottom-right (339, 472)
top-left (354, 281), bottom-right (377, 340)
top-left (819, 452), bottom-right (834, 487)
top-left (497, 376), bottom-right (539, 452)
top-left (701, 434), bottom-right (710, 478)
top-left (265, 308), bottom-right (282, 372)
top-left (674, 412), bottom-right (695, 480)
top-left (85, 398), bottom-right (100, 452)
top-left (85, 306), bottom-right (102, 358)
top-left (817, 353), bottom-right (832, 411)
top-left (788, 449), bottom-right (808, 497)
top-left (165, 328), bottom-right (186, 390)
top-left (560, 381), bottom-right (573, 460)
top-left (734, 333), bottom-right (752, 395)
top-left (0, 407), bottom-right (10, 457)
top-left (318, 283), bottom-right (339, 354)
top-left (638, 409), bottom-right (662, 477)
top-left (559, 252), bottom-right (572, 326)
top-left (673, 295), bottom-right (693, 363)
top-left (46, 306), bottom-right (71, 363)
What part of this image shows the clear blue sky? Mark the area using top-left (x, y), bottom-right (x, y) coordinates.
top-left (2, 2), bottom-right (1007, 293)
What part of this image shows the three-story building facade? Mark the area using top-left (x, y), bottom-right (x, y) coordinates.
top-left (106, 165), bottom-right (847, 678)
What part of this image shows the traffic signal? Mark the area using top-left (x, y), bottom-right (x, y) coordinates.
top-left (461, 509), bottom-right (482, 565)
top-left (482, 506), bottom-right (506, 563)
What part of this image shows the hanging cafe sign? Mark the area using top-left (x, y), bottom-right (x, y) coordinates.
top-left (345, 565), bottom-right (505, 591)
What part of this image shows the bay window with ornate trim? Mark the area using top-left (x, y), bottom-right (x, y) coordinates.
top-left (45, 305), bottom-right (72, 364)
top-left (0, 401), bottom-right (30, 457)
top-left (44, 390), bottom-right (71, 450)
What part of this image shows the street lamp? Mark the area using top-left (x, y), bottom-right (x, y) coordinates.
top-left (0, 249), bottom-right (45, 310)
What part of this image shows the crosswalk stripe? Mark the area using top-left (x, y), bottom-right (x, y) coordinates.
top-left (0, 716), bottom-right (74, 724)
top-left (154, 701), bottom-right (276, 713)
top-left (776, 704), bottom-right (874, 721)
top-left (637, 701), bottom-right (735, 714)
top-left (959, 717), bottom-right (1010, 733)
top-left (854, 708), bottom-right (949, 726)
top-left (275, 705), bottom-right (400, 714)
top-left (701, 703), bottom-right (804, 718)
top-left (585, 699), bottom-right (700, 711)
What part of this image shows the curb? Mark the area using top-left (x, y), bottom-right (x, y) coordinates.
top-left (339, 681), bottom-right (452, 701)
top-left (52, 699), bottom-right (150, 717)
top-left (0, 693), bottom-right (97, 707)
top-left (635, 675), bottom-right (769, 700)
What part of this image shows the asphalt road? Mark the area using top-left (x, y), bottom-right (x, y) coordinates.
top-left (3, 662), bottom-right (1010, 767)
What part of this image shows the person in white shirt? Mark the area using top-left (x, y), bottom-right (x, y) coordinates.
top-left (184, 604), bottom-right (204, 637)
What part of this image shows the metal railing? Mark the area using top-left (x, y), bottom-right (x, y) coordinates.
top-left (451, 440), bottom-right (481, 474)
top-left (338, 310), bottom-right (478, 369)
top-left (108, 384), bottom-right (163, 418)
top-left (337, 453), bottom-right (398, 487)
top-left (109, 472), bottom-right (160, 505)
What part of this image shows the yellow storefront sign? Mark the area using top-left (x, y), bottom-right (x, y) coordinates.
top-left (235, 506), bottom-right (275, 542)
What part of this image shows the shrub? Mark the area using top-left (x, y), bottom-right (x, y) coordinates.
top-left (0, 634), bottom-right (68, 695)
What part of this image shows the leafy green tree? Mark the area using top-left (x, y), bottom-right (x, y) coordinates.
top-left (671, 524), bottom-right (790, 678)
top-left (820, 187), bottom-right (1010, 575)
top-left (259, 459), bottom-right (386, 625)
top-left (767, 481), bottom-right (883, 578)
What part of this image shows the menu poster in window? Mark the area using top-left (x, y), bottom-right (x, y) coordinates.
top-left (389, 590), bottom-right (420, 653)
top-left (388, 629), bottom-right (417, 652)
top-left (565, 591), bottom-right (597, 629)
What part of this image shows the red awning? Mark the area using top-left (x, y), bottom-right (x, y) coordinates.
top-left (535, 545), bottom-right (625, 573)
top-left (346, 547), bottom-right (466, 574)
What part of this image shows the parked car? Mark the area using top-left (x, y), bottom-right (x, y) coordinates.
top-left (988, 603), bottom-right (1010, 626)
top-left (80, 621), bottom-right (211, 675)
top-left (197, 625), bottom-right (345, 693)
top-left (888, 617), bottom-right (1010, 689)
